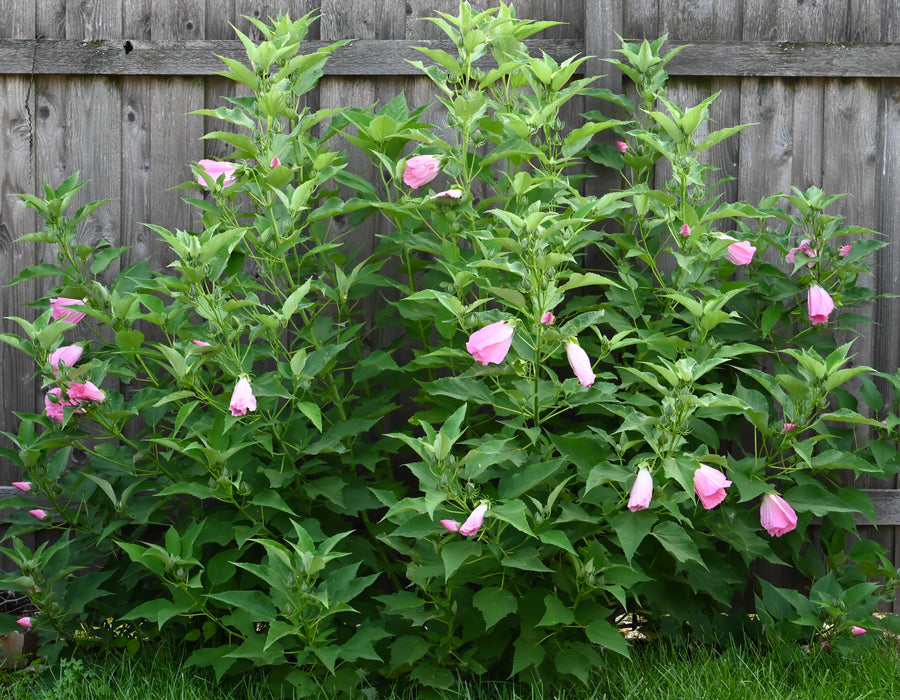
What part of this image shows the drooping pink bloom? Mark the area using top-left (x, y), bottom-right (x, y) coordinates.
top-left (229, 377), bottom-right (257, 417)
top-left (839, 244), bottom-right (852, 257)
top-left (786, 239), bottom-right (817, 265)
top-left (782, 422), bottom-right (797, 433)
top-left (49, 297), bottom-right (87, 324)
top-left (541, 311), bottom-right (555, 326)
top-left (48, 344), bottom-right (84, 376)
top-left (15, 617), bottom-right (32, 629)
top-left (851, 626), bottom-right (867, 636)
top-left (44, 387), bottom-right (81, 423)
top-left (440, 519), bottom-right (460, 533)
top-left (192, 340), bottom-right (211, 347)
top-left (628, 468), bottom-right (653, 512)
top-left (11, 482), bottom-right (31, 492)
top-left (565, 340), bottom-right (595, 387)
top-left (719, 235), bottom-right (756, 265)
top-left (402, 155), bottom-right (441, 189)
top-left (693, 464), bottom-right (731, 509)
top-left (615, 140), bottom-right (628, 153)
top-left (807, 285), bottom-right (835, 325)
top-left (68, 381), bottom-right (105, 403)
top-left (459, 503), bottom-right (489, 537)
top-left (760, 492), bottom-right (797, 537)
top-left (28, 509), bottom-right (47, 521)
top-left (428, 188), bottom-right (463, 200)
top-left (680, 224), bottom-right (691, 237)
top-left (197, 159), bottom-right (238, 188)
top-left (466, 321), bottom-right (514, 366)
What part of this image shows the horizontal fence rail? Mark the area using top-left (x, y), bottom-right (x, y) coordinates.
top-left (1, 39), bottom-right (900, 77)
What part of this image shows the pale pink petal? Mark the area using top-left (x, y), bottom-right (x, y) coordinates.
top-left (402, 155), bottom-right (441, 189)
top-left (466, 321), bottom-right (514, 366)
top-left (628, 468), bottom-right (653, 512)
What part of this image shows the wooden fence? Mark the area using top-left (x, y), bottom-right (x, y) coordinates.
top-left (1, 0), bottom-right (900, 604)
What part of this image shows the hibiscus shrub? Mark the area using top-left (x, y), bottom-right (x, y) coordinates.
top-left (1, 3), bottom-right (899, 695)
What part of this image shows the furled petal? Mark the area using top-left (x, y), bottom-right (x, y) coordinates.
top-left (724, 239), bottom-right (756, 265)
top-left (28, 509), bottom-right (47, 521)
top-left (428, 188), bottom-right (463, 200)
top-left (839, 244), bottom-right (852, 257)
top-left (229, 377), bottom-right (257, 417)
top-left (628, 468), bottom-right (653, 512)
top-left (466, 321), bottom-right (514, 366)
top-left (440, 519), bottom-right (460, 533)
top-left (402, 155), bottom-right (441, 189)
top-left (11, 482), bottom-right (31, 492)
top-left (807, 285), bottom-right (835, 325)
top-left (48, 345), bottom-right (84, 375)
top-left (760, 492), bottom-right (798, 537)
top-left (541, 311), bottom-right (555, 326)
top-left (15, 617), bottom-right (32, 629)
top-left (68, 381), bottom-right (105, 403)
top-left (851, 626), bottom-right (867, 636)
top-left (459, 503), bottom-right (489, 537)
top-left (693, 464), bottom-right (731, 509)
top-left (197, 159), bottom-right (238, 187)
top-left (565, 340), bottom-right (595, 387)
top-left (49, 297), bottom-right (87, 324)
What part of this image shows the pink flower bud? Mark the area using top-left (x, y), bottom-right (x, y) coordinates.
top-left (807, 285), bottom-right (835, 325)
top-left (540, 311), bottom-right (555, 326)
top-left (680, 224), bottom-right (691, 237)
top-left (11, 482), bottom-right (31, 492)
top-left (628, 468), bottom-right (653, 512)
top-left (466, 321), bottom-right (514, 366)
top-left (851, 626), bottom-right (867, 636)
top-left (459, 503), bottom-right (488, 537)
top-left (15, 617), bottom-right (32, 629)
top-left (270, 156), bottom-right (280, 168)
top-left (839, 244), bottom-right (852, 257)
top-left (428, 188), bottom-right (463, 200)
top-left (49, 297), bottom-right (87, 324)
top-left (615, 140), bottom-right (628, 153)
top-left (760, 493), bottom-right (797, 537)
top-left (693, 464), bottom-right (731, 509)
top-left (48, 344), bottom-right (84, 375)
top-left (229, 377), bottom-right (257, 417)
top-left (565, 340), bottom-right (595, 388)
top-left (197, 159), bottom-right (237, 188)
top-left (68, 381), bottom-right (105, 403)
top-left (440, 519), bottom-right (460, 533)
top-left (782, 422), bottom-right (797, 433)
top-left (192, 340), bottom-right (211, 347)
top-left (402, 155), bottom-right (441, 189)
top-left (28, 509), bottom-right (48, 521)
top-left (718, 234), bottom-right (756, 265)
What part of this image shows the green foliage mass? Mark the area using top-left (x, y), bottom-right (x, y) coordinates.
top-left (1, 3), bottom-right (900, 696)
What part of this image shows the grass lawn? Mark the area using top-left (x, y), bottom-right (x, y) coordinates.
top-left (0, 638), bottom-right (897, 699)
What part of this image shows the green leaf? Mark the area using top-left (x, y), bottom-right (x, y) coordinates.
top-left (441, 539), bottom-right (479, 580)
top-left (251, 489), bottom-right (296, 515)
top-left (610, 509), bottom-right (657, 561)
top-left (473, 587), bottom-right (517, 629)
top-left (9, 263), bottom-right (66, 284)
top-left (537, 594), bottom-right (574, 626)
top-left (651, 521), bottom-right (705, 567)
top-left (206, 590), bottom-right (278, 621)
top-left (585, 619), bottom-right (630, 657)
top-left (511, 635), bottom-right (545, 675)
top-left (490, 500), bottom-right (534, 536)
